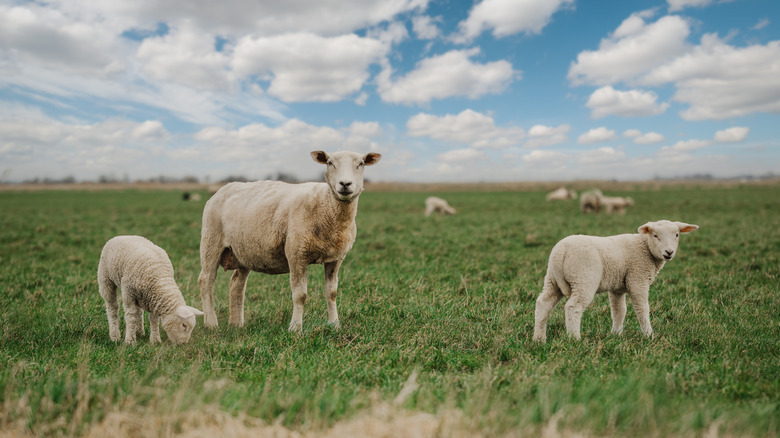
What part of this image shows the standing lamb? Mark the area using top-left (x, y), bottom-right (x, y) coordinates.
top-left (424, 196), bottom-right (456, 216)
top-left (602, 196), bottom-right (634, 215)
top-left (98, 235), bottom-right (204, 344)
top-left (546, 187), bottom-right (578, 201)
top-left (198, 150), bottom-right (381, 331)
top-left (533, 220), bottom-right (699, 343)
top-left (579, 189), bottom-right (603, 213)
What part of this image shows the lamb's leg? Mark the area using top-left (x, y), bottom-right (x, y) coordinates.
top-left (288, 261), bottom-right (308, 332)
top-left (137, 310), bottom-right (145, 337)
top-left (324, 260), bottom-right (342, 328)
top-left (149, 313), bottom-right (161, 344)
top-left (98, 276), bottom-right (121, 342)
top-left (629, 289), bottom-right (654, 337)
top-left (608, 291), bottom-right (627, 334)
top-left (533, 277), bottom-right (563, 343)
top-left (229, 267), bottom-right (250, 327)
top-left (122, 295), bottom-right (141, 344)
top-left (564, 286), bottom-right (596, 340)
top-left (198, 245), bottom-right (222, 328)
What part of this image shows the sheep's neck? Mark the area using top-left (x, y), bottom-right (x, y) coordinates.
top-left (328, 192), bottom-right (360, 224)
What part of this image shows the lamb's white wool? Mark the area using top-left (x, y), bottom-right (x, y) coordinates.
top-left (424, 196), bottom-right (456, 216)
top-left (601, 196), bottom-right (634, 215)
top-left (198, 150), bottom-right (381, 331)
top-left (579, 189), bottom-right (603, 213)
top-left (98, 235), bottom-right (204, 344)
top-left (546, 187), bottom-right (577, 201)
top-left (533, 220), bottom-right (699, 343)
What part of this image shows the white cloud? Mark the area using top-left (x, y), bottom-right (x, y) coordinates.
top-left (634, 132), bottom-right (665, 144)
top-left (378, 48), bottom-right (517, 105)
top-left (641, 35), bottom-right (780, 120)
top-left (713, 126), bottom-right (749, 143)
top-left (623, 129), bottom-right (642, 138)
top-left (232, 33), bottom-right (387, 102)
top-left (412, 15), bottom-right (441, 40)
top-left (455, 0), bottom-right (574, 42)
top-left (577, 127), bottom-right (617, 144)
top-left (667, 0), bottom-right (713, 12)
top-left (586, 86), bottom-right (669, 118)
top-left (579, 146), bottom-right (626, 164)
top-left (523, 124), bottom-right (570, 148)
top-left (568, 13), bottom-right (690, 86)
top-left (438, 148), bottom-right (486, 163)
top-left (406, 109), bottom-right (525, 148)
top-left (662, 139), bottom-right (710, 152)
top-left (753, 18), bottom-right (769, 31)
top-left (522, 149), bottom-right (568, 166)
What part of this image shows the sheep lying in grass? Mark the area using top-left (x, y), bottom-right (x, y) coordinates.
top-left (533, 220), bottom-right (699, 343)
top-left (602, 195), bottom-right (634, 215)
top-left (198, 150), bottom-right (381, 331)
top-left (546, 187), bottom-right (577, 201)
top-left (424, 196), bottom-right (456, 216)
top-left (98, 235), bottom-right (204, 344)
top-left (579, 189), bottom-right (603, 213)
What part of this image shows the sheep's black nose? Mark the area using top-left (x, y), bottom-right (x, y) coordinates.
top-left (340, 181), bottom-right (352, 188)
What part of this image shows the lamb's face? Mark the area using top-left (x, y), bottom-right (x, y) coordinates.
top-left (162, 306), bottom-right (204, 344)
top-left (312, 150), bottom-right (382, 202)
top-left (639, 220), bottom-right (699, 262)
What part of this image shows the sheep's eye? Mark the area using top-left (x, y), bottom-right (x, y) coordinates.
top-left (182, 324), bottom-right (188, 331)
top-left (675, 233), bottom-right (679, 238)
top-left (653, 234), bottom-right (659, 239)
top-left (357, 162), bottom-right (364, 169)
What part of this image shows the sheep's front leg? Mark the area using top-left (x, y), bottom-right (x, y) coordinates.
top-left (288, 261), bottom-right (308, 332)
top-left (99, 280), bottom-right (121, 342)
top-left (533, 277), bottom-right (563, 343)
top-left (564, 287), bottom-right (596, 340)
top-left (149, 313), bottom-right (162, 344)
top-left (122, 296), bottom-right (142, 344)
top-left (629, 289), bottom-right (653, 337)
top-left (324, 260), bottom-right (342, 328)
top-left (608, 291), bottom-right (627, 334)
top-left (229, 268), bottom-right (250, 327)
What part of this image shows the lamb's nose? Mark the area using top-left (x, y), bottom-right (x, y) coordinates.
top-left (664, 250), bottom-right (674, 259)
top-left (340, 181), bottom-right (352, 188)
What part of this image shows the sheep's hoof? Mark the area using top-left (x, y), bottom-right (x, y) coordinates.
top-left (327, 320), bottom-right (341, 329)
top-left (288, 322), bottom-right (302, 333)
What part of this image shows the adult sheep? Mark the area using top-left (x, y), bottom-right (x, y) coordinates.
top-left (533, 220), bottom-right (699, 343)
top-left (579, 189), bottom-right (603, 213)
top-left (198, 150), bottom-right (381, 331)
top-left (546, 187), bottom-right (577, 201)
top-left (424, 196), bottom-right (456, 216)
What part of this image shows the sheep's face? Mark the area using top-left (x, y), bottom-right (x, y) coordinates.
top-left (312, 150), bottom-right (382, 202)
top-left (162, 306), bottom-right (205, 344)
top-left (639, 220), bottom-right (699, 262)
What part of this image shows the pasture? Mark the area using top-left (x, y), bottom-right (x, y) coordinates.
top-left (0, 183), bottom-right (778, 437)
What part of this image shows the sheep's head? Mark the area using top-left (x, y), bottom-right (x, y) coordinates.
top-left (639, 220), bottom-right (699, 262)
top-left (161, 305), bottom-right (205, 344)
top-left (312, 150), bottom-right (381, 202)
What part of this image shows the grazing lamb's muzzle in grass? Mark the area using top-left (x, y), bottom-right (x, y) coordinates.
top-left (198, 150), bottom-right (381, 332)
top-left (532, 220), bottom-right (699, 343)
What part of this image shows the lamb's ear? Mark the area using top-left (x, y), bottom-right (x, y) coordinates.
top-left (311, 150), bottom-right (329, 164)
top-left (363, 152), bottom-right (381, 166)
top-left (188, 306), bottom-right (205, 317)
top-left (676, 222), bottom-right (699, 233)
top-left (176, 306), bottom-right (193, 319)
top-left (638, 222), bottom-right (654, 234)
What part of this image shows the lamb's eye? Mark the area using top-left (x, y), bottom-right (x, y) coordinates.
top-left (676, 233), bottom-right (679, 238)
top-left (327, 161), bottom-right (334, 167)
top-left (182, 324), bottom-right (188, 331)
top-left (357, 162), bottom-right (364, 169)
top-left (653, 234), bottom-right (659, 239)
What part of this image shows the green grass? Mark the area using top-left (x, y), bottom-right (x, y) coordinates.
top-left (0, 184), bottom-right (778, 436)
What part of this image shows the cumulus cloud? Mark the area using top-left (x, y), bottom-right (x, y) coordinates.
top-left (634, 132), bottom-right (665, 144)
top-left (623, 129), bottom-right (642, 138)
top-left (522, 149), bottom-right (568, 166)
top-left (378, 48), bottom-right (517, 105)
top-left (523, 124), bottom-right (570, 148)
top-left (667, 0), bottom-right (713, 12)
top-left (577, 127), bottom-right (617, 144)
top-left (568, 13), bottom-right (690, 86)
top-left (662, 139), bottom-right (709, 152)
top-left (455, 0), bottom-right (574, 42)
top-left (579, 146), bottom-right (626, 164)
top-left (714, 126), bottom-right (749, 143)
top-left (438, 148), bottom-right (486, 163)
top-left (406, 109), bottom-right (525, 148)
top-left (586, 86), bottom-right (669, 118)
top-left (412, 15), bottom-right (441, 40)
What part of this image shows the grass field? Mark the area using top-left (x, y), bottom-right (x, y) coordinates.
top-left (0, 183), bottom-right (778, 437)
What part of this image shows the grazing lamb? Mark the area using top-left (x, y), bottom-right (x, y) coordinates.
top-left (579, 189), bottom-right (603, 213)
top-left (98, 235), bottom-right (204, 344)
top-left (198, 150), bottom-right (381, 331)
top-left (602, 196), bottom-right (634, 215)
top-left (546, 187), bottom-right (578, 201)
top-left (424, 196), bottom-right (456, 216)
top-left (533, 220), bottom-right (699, 343)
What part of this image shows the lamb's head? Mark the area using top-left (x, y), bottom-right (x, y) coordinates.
top-left (161, 305), bottom-right (205, 344)
top-left (639, 220), bottom-right (699, 262)
top-left (312, 150), bottom-right (381, 202)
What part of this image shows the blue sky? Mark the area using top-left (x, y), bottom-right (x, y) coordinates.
top-left (0, 0), bottom-right (778, 183)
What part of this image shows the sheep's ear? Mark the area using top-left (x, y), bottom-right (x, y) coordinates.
top-left (311, 150), bottom-right (329, 164)
top-left (638, 222), bottom-right (654, 234)
top-left (187, 306), bottom-right (205, 317)
top-left (676, 222), bottom-right (699, 233)
top-left (363, 152), bottom-right (381, 166)
top-left (176, 306), bottom-right (193, 319)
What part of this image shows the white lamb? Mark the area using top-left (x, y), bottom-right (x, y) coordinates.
top-left (546, 187), bottom-right (577, 201)
top-left (579, 189), bottom-right (603, 213)
top-left (602, 196), bottom-right (634, 215)
top-left (533, 220), bottom-right (699, 343)
top-left (198, 150), bottom-right (381, 331)
top-left (98, 235), bottom-right (204, 344)
top-left (424, 196), bottom-right (456, 216)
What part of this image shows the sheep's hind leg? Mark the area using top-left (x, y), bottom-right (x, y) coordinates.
top-left (324, 260), bottom-right (342, 328)
top-left (609, 291), bottom-right (627, 334)
top-left (533, 277), bottom-right (563, 343)
top-left (564, 286), bottom-right (596, 340)
top-left (149, 313), bottom-right (161, 344)
top-left (288, 261), bottom-right (308, 332)
top-left (122, 296), bottom-right (141, 344)
top-left (198, 246), bottom-right (222, 328)
top-left (228, 267), bottom-right (250, 327)
top-left (99, 278), bottom-right (121, 342)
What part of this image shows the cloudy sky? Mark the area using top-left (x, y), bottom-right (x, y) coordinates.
top-left (1, 0), bottom-right (778, 183)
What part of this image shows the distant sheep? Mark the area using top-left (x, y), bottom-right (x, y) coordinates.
top-left (98, 235), bottom-right (204, 344)
top-left (424, 196), bottom-right (456, 216)
top-left (533, 220), bottom-right (699, 342)
top-left (579, 189), bottom-right (603, 213)
top-left (602, 196), bottom-right (634, 215)
top-left (546, 187), bottom-right (578, 201)
top-left (198, 150), bottom-right (381, 331)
